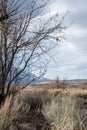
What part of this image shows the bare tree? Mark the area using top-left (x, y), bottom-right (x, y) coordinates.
top-left (0, 0), bottom-right (66, 103)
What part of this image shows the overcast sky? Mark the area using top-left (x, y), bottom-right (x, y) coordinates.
top-left (44, 0), bottom-right (87, 79)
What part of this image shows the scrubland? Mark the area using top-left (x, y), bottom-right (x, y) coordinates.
top-left (0, 81), bottom-right (87, 130)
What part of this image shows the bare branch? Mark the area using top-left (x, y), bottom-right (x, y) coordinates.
top-left (0, 0), bottom-right (67, 100)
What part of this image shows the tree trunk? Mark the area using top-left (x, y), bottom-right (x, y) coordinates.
top-left (0, 92), bottom-right (6, 106)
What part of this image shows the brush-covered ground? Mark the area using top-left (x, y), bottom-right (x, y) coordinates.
top-left (0, 81), bottom-right (87, 130)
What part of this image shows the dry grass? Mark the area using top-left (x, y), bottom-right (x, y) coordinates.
top-left (79, 82), bottom-right (87, 90)
top-left (0, 84), bottom-right (87, 130)
top-left (43, 92), bottom-right (87, 130)
top-left (0, 90), bottom-right (52, 130)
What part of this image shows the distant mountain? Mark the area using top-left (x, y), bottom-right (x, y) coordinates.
top-left (32, 77), bottom-right (53, 85)
top-left (16, 71), bottom-right (52, 85)
top-left (19, 72), bottom-right (87, 85)
top-left (10, 68), bottom-right (87, 85)
top-left (7, 67), bottom-right (53, 86)
top-left (67, 79), bottom-right (87, 83)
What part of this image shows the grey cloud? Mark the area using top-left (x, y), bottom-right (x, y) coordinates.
top-left (55, 0), bottom-right (87, 11)
top-left (45, 0), bottom-right (87, 79)
top-left (71, 12), bottom-right (87, 28)
top-left (52, 0), bottom-right (87, 28)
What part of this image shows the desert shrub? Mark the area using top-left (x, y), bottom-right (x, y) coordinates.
top-left (54, 77), bottom-right (67, 89)
top-left (43, 93), bottom-right (87, 130)
top-left (17, 90), bottom-right (52, 112)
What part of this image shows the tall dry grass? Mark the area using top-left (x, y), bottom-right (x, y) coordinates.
top-left (0, 88), bottom-right (87, 130)
top-left (43, 92), bottom-right (87, 130)
top-left (0, 90), bottom-right (51, 130)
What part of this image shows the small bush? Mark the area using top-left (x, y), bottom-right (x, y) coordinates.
top-left (54, 77), bottom-right (67, 89)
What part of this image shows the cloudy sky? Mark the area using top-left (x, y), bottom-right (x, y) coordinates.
top-left (44, 0), bottom-right (87, 80)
